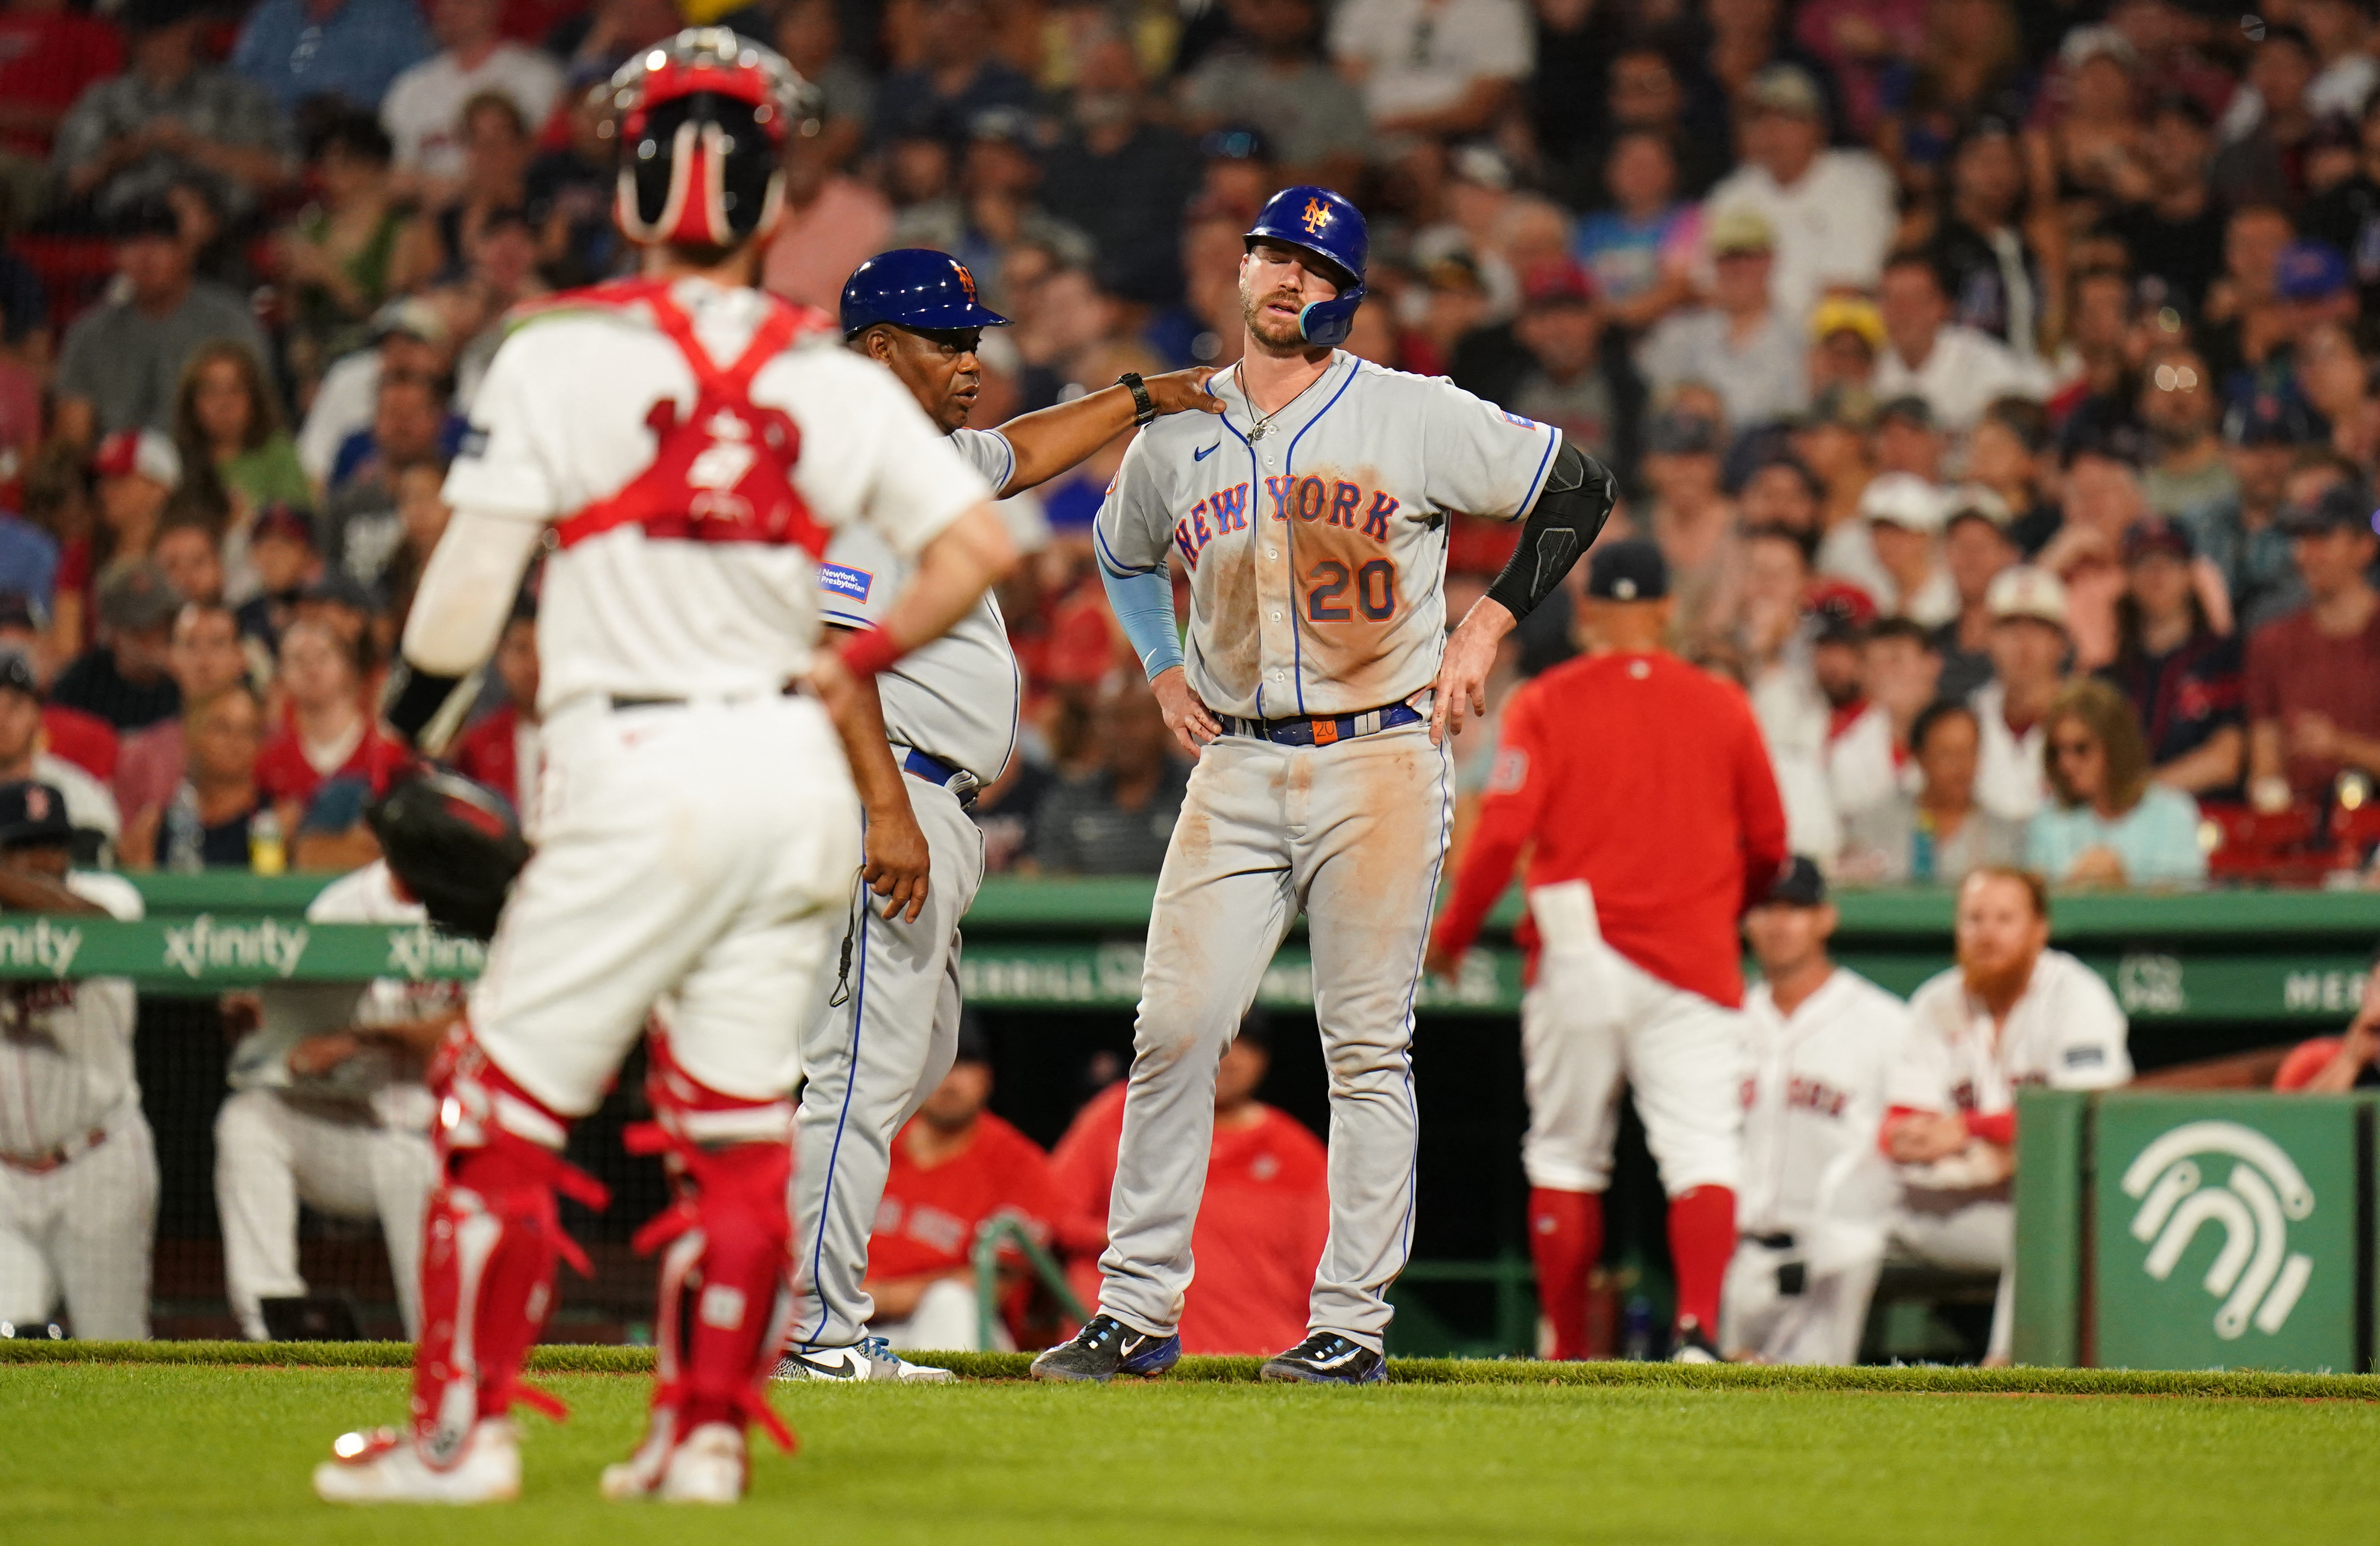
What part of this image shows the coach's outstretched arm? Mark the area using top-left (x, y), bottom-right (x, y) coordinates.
top-left (385, 508), bottom-right (546, 750)
top-left (993, 370), bottom-right (1221, 495)
top-left (1430, 441), bottom-right (1617, 745)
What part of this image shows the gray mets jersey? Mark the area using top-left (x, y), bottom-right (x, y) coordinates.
top-left (816, 425), bottom-right (1020, 784)
top-left (1093, 353), bottom-right (1562, 718)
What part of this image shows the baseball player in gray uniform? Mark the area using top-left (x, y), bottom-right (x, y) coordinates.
top-left (776, 250), bottom-right (1220, 1383)
top-left (0, 781), bottom-right (152, 1340)
top-left (1030, 188), bottom-right (1616, 1384)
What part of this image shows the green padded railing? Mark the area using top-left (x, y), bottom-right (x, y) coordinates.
top-left (971, 1214), bottom-right (1087, 1353)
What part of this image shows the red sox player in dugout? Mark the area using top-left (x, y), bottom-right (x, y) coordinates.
top-left (1427, 538), bottom-right (1787, 1361)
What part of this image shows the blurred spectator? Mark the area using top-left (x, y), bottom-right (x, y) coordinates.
top-left (50, 197), bottom-right (274, 447)
top-left (1806, 295), bottom-right (1882, 397)
top-left (2296, 321), bottom-right (2379, 465)
top-left (1572, 43), bottom-right (1727, 207)
top-left (1887, 867), bottom-right (2131, 1365)
top-left (53, 558), bottom-right (180, 732)
top-left (2200, 204), bottom-right (2295, 391)
top-left (1704, 63), bottom-right (1895, 323)
top-left (1049, 1014), bottom-right (1325, 1355)
top-left (2099, 517), bottom-right (2243, 796)
top-left (2136, 346), bottom-right (2233, 518)
top-left (1574, 130), bottom-right (1698, 333)
top-left (2185, 395), bottom-right (2312, 631)
top-left (379, 0), bottom-right (560, 187)
top-left (2028, 676), bottom-right (2206, 886)
top-left (123, 683), bottom-right (263, 869)
top-left (758, 125), bottom-right (892, 316)
top-left (1504, 259), bottom-right (1623, 474)
top-left (1330, 0), bottom-right (1532, 139)
top-left (2105, 95), bottom-right (2226, 316)
top-left (2272, 953), bottom-right (2380, 1091)
top-left (255, 616), bottom-right (394, 814)
top-left (871, 0), bottom-right (1035, 147)
top-left (2303, 95), bottom-right (2380, 319)
top-left (1638, 208), bottom-right (1806, 432)
top-left (234, 504), bottom-right (319, 656)
top-left (1038, 32), bottom-right (1201, 304)
top-left (274, 111), bottom-right (416, 396)
top-left (1642, 410), bottom-right (1736, 652)
top-left (325, 372), bottom-right (454, 594)
top-left (231, 0), bottom-right (432, 117)
top-left (1031, 677), bottom-right (1188, 875)
top-left (1840, 699), bottom-right (2026, 884)
top-left (891, 113), bottom-right (1089, 312)
top-left (866, 1026), bottom-right (1055, 1351)
top-left (446, 607), bottom-right (537, 827)
top-left (522, 75), bottom-right (624, 291)
top-left (1826, 616), bottom-right (1938, 821)
top-left (1932, 499), bottom-right (2019, 700)
top-left (1859, 472), bottom-right (1953, 625)
top-left (1872, 250), bottom-right (2044, 432)
top-left (173, 339), bottom-right (309, 524)
top-left (296, 295), bottom-right (455, 491)
top-left (0, 0), bottom-right (125, 195)
top-left (1971, 564), bottom-right (2068, 823)
top-left (52, 0), bottom-right (290, 224)
top-left (1792, 385), bottom-right (1876, 539)
top-left (153, 515), bottom-right (223, 607)
top-left (2244, 484), bottom-right (2380, 810)
top-left (394, 89), bottom-right (532, 284)
top-left (88, 428), bottom-right (178, 589)
top-left (2210, 25), bottom-right (2322, 213)
top-left (971, 746), bottom-right (1058, 876)
top-left (114, 598), bottom-right (246, 832)
top-left (2029, 25), bottom-right (2145, 228)
top-left (1180, 0), bottom-right (1365, 188)
top-left (2037, 438), bottom-right (2151, 670)
top-left (2227, 0), bottom-right (2377, 138)
top-left (770, 0), bottom-right (871, 173)
top-left (1930, 117), bottom-right (2044, 361)
top-left (0, 649), bottom-right (118, 862)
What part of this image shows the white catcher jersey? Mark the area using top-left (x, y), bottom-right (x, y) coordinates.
top-left (444, 278), bottom-right (993, 711)
top-left (1897, 950), bottom-right (2133, 1118)
top-left (814, 425), bottom-right (1020, 785)
top-left (1738, 968), bottom-right (1915, 1238)
top-left (0, 872), bottom-right (143, 1153)
top-left (1094, 353), bottom-right (1562, 718)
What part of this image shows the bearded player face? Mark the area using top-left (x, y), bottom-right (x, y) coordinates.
top-left (1240, 240), bottom-right (1342, 352)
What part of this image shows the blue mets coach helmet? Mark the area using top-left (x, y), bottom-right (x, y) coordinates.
top-left (1244, 185), bottom-right (1367, 347)
top-left (839, 248), bottom-right (1010, 337)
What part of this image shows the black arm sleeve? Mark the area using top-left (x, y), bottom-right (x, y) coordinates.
top-left (1483, 440), bottom-right (1616, 622)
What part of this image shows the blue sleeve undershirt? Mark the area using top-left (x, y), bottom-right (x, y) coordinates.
top-left (1099, 564), bottom-right (1185, 682)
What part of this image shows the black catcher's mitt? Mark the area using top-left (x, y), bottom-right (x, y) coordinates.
top-left (365, 770), bottom-right (530, 941)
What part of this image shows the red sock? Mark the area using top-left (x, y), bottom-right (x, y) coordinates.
top-left (1528, 1187), bottom-right (1602, 1361)
top-left (1667, 1185), bottom-right (1736, 1338)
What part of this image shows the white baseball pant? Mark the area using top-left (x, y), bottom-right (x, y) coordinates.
top-left (0, 1106), bottom-right (157, 1339)
top-left (213, 1087), bottom-right (438, 1339)
top-left (1099, 722), bottom-right (1450, 1353)
top-left (1520, 882), bottom-right (1745, 1196)
top-left (1720, 1225), bottom-right (1886, 1365)
top-left (466, 695), bottom-right (861, 1115)
top-left (1892, 1192), bottom-right (2014, 1363)
top-left (790, 775), bottom-right (984, 1352)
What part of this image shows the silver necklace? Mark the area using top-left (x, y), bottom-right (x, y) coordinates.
top-left (1238, 361), bottom-right (1330, 442)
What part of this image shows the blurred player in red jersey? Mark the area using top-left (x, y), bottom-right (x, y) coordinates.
top-left (1047, 1013), bottom-right (1328, 1356)
top-left (865, 1020), bottom-right (1057, 1351)
top-left (1427, 539), bottom-right (1788, 1361)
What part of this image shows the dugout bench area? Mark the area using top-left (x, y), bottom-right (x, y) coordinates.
top-left (7, 873), bottom-right (2373, 1361)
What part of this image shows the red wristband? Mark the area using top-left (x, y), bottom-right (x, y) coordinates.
top-left (837, 627), bottom-right (902, 678)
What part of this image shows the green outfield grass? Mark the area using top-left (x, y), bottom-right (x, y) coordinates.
top-left (2, 1353), bottom-right (2375, 1545)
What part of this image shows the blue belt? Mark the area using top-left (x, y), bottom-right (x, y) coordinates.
top-left (1216, 701), bottom-right (1423, 747)
top-left (902, 748), bottom-right (978, 806)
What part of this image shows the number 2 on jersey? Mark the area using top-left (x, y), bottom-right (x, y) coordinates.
top-left (1306, 558), bottom-right (1395, 623)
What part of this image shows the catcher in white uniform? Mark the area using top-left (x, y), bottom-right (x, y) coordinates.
top-left (0, 780), bottom-right (151, 1340)
top-left (1723, 857), bottom-right (1917, 1366)
top-left (777, 249), bottom-right (1219, 1384)
top-left (214, 856), bottom-right (461, 1341)
top-left (1885, 866), bottom-right (2131, 1364)
top-left (312, 32), bottom-right (1015, 1506)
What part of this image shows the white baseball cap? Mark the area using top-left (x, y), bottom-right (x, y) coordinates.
top-left (1987, 564), bottom-right (2068, 627)
top-left (1858, 472), bottom-right (1947, 534)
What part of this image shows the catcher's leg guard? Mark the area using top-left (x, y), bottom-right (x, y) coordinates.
top-left (623, 1033), bottom-right (799, 1461)
top-left (412, 1031), bottom-right (609, 1463)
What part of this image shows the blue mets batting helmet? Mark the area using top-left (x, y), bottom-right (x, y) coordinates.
top-left (839, 248), bottom-right (1010, 337)
top-left (1244, 185), bottom-right (1368, 347)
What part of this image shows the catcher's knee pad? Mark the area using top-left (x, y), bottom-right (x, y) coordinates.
top-left (627, 1033), bottom-right (798, 1449)
top-left (412, 1030), bottom-right (609, 1463)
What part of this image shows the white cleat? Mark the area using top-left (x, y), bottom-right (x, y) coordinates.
top-left (772, 1335), bottom-right (957, 1384)
top-left (601, 1420), bottom-right (748, 1504)
top-left (312, 1419), bottom-right (521, 1504)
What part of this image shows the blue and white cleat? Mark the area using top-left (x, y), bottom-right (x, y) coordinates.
top-left (1028, 1314), bottom-right (1183, 1382)
top-left (1259, 1331), bottom-right (1387, 1385)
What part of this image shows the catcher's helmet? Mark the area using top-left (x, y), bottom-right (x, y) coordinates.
top-left (605, 28), bottom-right (816, 252)
top-left (1244, 185), bottom-right (1368, 348)
top-left (840, 248), bottom-right (1011, 338)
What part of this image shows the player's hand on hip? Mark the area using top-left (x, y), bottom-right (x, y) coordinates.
top-left (1145, 367), bottom-right (1227, 418)
top-left (863, 800), bottom-right (932, 923)
top-left (1430, 598), bottom-right (1517, 746)
top-left (1152, 665), bottom-right (1220, 757)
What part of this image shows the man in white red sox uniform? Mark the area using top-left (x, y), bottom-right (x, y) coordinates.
top-left (774, 248), bottom-right (1218, 1383)
top-left (1031, 185), bottom-right (1617, 1385)
top-left (0, 781), bottom-right (150, 1340)
top-left (313, 31), bottom-right (1016, 1505)
top-left (1724, 857), bottom-right (1916, 1366)
top-left (1885, 866), bottom-right (2130, 1365)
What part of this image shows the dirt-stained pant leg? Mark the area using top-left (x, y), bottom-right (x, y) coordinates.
top-left (1098, 737), bottom-right (1298, 1338)
top-left (790, 781), bottom-right (984, 1351)
top-left (1295, 724), bottom-right (1449, 1350)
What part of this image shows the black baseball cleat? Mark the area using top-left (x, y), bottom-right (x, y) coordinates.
top-left (1260, 1331), bottom-right (1387, 1385)
top-left (1029, 1314), bottom-right (1183, 1383)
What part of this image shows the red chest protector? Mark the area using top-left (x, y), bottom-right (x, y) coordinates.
top-left (551, 280), bottom-right (837, 557)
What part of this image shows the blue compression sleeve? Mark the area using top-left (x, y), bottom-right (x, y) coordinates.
top-left (1100, 563), bottom-right (1187, 682)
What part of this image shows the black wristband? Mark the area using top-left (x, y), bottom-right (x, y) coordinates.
top-left (383, 659), bottom-right (467, 745)
top-left (1119, 372), bottom-right (1156, 426)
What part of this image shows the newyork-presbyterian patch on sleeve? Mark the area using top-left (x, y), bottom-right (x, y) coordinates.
top-left (819, 563), bottom-right (874, 602)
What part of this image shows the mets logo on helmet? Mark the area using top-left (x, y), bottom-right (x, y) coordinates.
top-left (1301, 197), bottom-right (1332, 234)
top-left (955, 262), bottom-right (978, 299)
